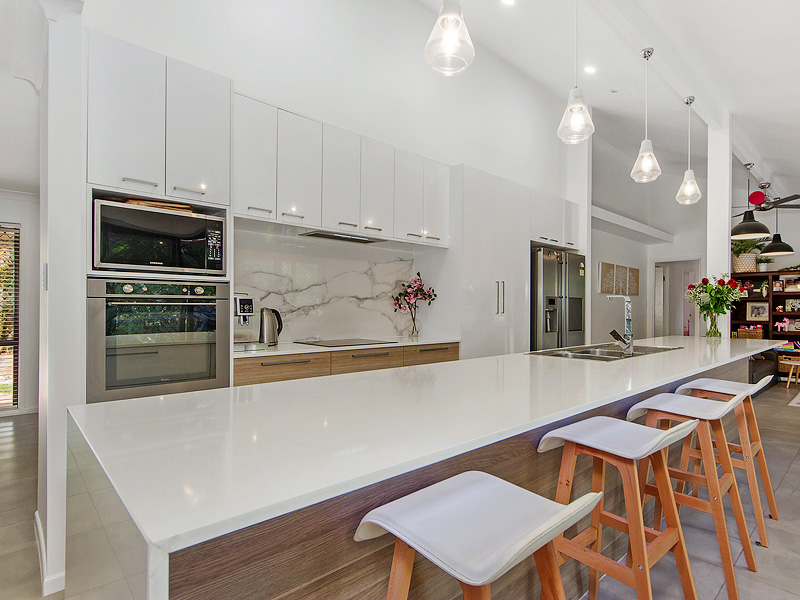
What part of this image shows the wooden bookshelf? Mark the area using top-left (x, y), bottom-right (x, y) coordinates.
top-left (731, 270), bottom-right (800, 339)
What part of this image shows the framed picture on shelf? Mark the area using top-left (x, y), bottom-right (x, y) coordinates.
top-left (747, 302), bottom-right (769, 322)
top-left (773, 280), bottom-right (784, 292)
top-left (786, 299), bottom-right (800, 313)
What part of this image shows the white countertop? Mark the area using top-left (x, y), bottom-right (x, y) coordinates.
top-left (68, 336), bottom-right (780, 553)
top-left (232, 335), bottom-right (459, 358)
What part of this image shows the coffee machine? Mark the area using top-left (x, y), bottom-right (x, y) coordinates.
top-left (233, 295), bottom-right (260, 349)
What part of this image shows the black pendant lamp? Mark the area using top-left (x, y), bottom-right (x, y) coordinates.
top-left (761, 210), bottom-right (794, 256)
top-left (731, 164), bottom-right (771, 239)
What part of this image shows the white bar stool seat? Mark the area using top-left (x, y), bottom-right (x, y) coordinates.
top-left (539, 417), bottom-right (699, 600)
top-left (627, 390), bottom-right (757, 600)
top-left (538, 415), bottom-right (698, 459)
top-left (673, 375), bottom-right (780, 546)
top-left (355, 471), bottom-right (602, 599)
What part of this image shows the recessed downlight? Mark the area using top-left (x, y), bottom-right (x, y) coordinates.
top-left (584, 65), bottom-right (596, 74)
top-left (501, 0), bottom-right (515, 5)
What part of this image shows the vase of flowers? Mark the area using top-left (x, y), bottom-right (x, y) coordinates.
top-left (685, 275), bottom-right (744, 338)
top-left (392, 272), bottom-right (437, 338)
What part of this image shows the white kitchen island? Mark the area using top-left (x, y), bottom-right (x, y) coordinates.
top-left (68, 336), bottom-right (780, 599)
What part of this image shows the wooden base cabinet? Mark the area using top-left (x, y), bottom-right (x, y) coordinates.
top-left (234, 353), bottom-right (331, 386)
top-left (233, 343), bottom-right (460, 386)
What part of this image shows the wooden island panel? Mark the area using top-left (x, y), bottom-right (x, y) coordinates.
top-left (170, 359), bottom-right (747, 600)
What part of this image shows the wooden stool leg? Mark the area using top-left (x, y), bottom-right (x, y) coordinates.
top-left (386, 539), bottom-right (416, 600)
top-left (588, 456), bottom-right (606, 600)
top-left (710, 419), bottom-right (758, 573)
top-left (787, 365), bottom-right (795, 389)
top-left (744, 396), bottom-right (780, 520)
top-left (619, 458), bottom-right (653, 600)
top-left (696, 421), bottom-right (740, 600)
top-left (675, 432), bottom-right (694, 496)
top-left (650, 449), bottom-right (698, 600)
top-left (533, 541), bottom-right (568, 600)
top-left (734, 403), bottom-right (769, 547)
top-left (691, 433), bottom-right (703, 498)
top-left (554, 441), bottom-right (578, 505)
top-left (459, 582), bottom-right (491, 600)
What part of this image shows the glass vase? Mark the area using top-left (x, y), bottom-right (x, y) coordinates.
top-left (704, 312), bottom-right (721, 338)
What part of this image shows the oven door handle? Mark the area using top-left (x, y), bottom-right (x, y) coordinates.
top-left (107, 301), bottom-right (217, 306)
top-left (106, 350), bottom-right (160, 356)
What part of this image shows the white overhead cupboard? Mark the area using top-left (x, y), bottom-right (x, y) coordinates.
top-left (231, 93), bottom-right (449, 247)
top-left (87, 31), bottom-right (232, 206)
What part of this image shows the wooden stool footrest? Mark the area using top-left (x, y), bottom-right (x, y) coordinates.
top-left (646, 528), bottom-right (679, 565)
top-left (555, 535), bottom-right (634, 587)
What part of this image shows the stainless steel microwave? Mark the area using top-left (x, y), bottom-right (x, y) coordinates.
top-left (93, 199), bottom-right (226, 276)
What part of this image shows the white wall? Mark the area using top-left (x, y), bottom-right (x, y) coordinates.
top-left (0, 189), bottom-right (39, 413)
top-left (82, 0), bottom-right (567, 197)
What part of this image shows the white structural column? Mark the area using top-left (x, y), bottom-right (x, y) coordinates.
top-left (566, 138), bottom-right (592, 343)
top-left (706, 111), bottom-right (733, 337)
top-left (36, 13), bottom-right (86, 595)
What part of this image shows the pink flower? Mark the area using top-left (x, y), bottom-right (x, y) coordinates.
top-left (400, 305), bottom-right (409, 314)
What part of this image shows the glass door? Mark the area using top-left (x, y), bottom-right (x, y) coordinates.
top-left (0, 227), bottom-right (19, 409)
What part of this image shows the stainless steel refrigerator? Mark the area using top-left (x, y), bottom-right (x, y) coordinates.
top-left (531, 248), bottom-right (586, 350)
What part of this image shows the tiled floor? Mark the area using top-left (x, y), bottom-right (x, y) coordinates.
top-left (1, 383), bottom-right (799, 599)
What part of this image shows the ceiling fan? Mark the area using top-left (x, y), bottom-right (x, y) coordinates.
top-left (732, 182), bottom-right (800, 217)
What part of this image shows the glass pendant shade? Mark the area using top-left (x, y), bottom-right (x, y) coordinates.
top-left (731, 210), bottom-right (771, 240)
top-left (557, 87), bottom-right (595, 144)
top-left (675, 169), bottom-right (702, 205)
top-left (630, 139), bottom-right (662, 183)
top-left (424, 0), bottom-right (475, 76)
top-left (760, 233), bottom-right (794, 256)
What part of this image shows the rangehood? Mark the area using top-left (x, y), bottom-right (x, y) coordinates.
top-left (299, 230), bottom-right (381, 244)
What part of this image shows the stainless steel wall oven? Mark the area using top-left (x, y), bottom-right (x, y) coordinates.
top-left (87, 278), bottom-right (230, 403)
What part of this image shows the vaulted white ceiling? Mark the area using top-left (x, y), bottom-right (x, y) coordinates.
top-left (0, 0), bottom-right (796, 197)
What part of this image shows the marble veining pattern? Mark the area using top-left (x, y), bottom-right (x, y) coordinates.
top-left (234, 230), bottom-right (416, 340)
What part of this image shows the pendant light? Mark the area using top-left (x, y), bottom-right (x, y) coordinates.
top-left (557, 0), bottom-right (595, 144)
top-left (675, 96), bottom-right (702, 205)
top-left (731, 164), bottom-right (771, 239)
top-left (761, 210), bottom-right (794, 256)
top-left (630, 48), bottom-right (662, 183)
top-left (424, 0), bottom-right (475, 76)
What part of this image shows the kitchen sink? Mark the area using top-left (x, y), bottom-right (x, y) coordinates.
top-left (528, 343), bottom-right (683, 361)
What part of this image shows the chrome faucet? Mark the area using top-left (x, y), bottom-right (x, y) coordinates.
top-left (607, 295), bottom-right (633, 356)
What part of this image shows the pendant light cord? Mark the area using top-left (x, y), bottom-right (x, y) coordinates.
top-left (687, 102), bottom-right (691, 170)
top-left (574, 0), bottom-right (578, 88)
top-left (644, 56), bottom-right (649, 140)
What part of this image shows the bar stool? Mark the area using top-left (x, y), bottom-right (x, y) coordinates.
top-left (674, 375), bottom-right (779, 547)
top-left (538, 416), bottom-right (699, 600)
top-left (627, 390), bottom-right (758, 600)
top-left (354, 471), bottom-right (602, 600)
top-left (779, 358), bottom-right (800, 388)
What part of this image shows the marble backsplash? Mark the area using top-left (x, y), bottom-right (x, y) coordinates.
top-left (234, 230), bottom-right (416, 340)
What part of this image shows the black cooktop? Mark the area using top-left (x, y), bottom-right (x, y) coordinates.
top-left (296, 338), bottom-right (396, 348)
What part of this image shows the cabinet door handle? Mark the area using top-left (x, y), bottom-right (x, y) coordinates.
top-left (419, 347), bottom-right (448, 353)
top-left (496, 281), bottom-right (500, 315)
top-left (501, 281), bottom-right (506, 314)
top-left (260, 359), bottom-right (312, 367)
top-left (364, 226), bottom-right (383, 232)
top-left (338, 221), bottom-right (358, 228)
top-left (248, 206), bottom-right (273, 213)
top-left (351, 352), bottom-right (390, 358)
top-left (282, 212), bottom-right (305, 219)
top-left (539, 236), bottom-right (548, 241)
top-left (173, 185), bottom-right (206, 195)
top-left (426, 236), bottom-right (441, 241)
top-left (406, 233), bottom-right (423, 238)
top-left (122, 177), bottom-right (159, 188)
top-left (566, 242), bottom-right (575, 246)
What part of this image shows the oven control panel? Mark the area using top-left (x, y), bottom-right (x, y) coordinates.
top-left (101, 281), bottom-right (220, 297)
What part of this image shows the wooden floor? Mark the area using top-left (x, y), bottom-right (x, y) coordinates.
top-left (0, 380), bottom-right (799, 599)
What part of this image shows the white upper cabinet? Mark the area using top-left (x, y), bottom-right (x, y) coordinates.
top-left (166, 58), bottom-right (232, 206)
top-left (360, 138), bottom-right (394, 236)
top-left (423, 159), bottom-right (449, 245)
top-left (321, 125), bottom-right (361, 232)
top-left (564, 200), bottom-right (579, 249)
top-left (276, 110), bottom-right (323, 227)
top-left (87, 31), bottom-right (166, 194)
top-left (393, 150), bottom-right (424, 241)
top-left (530, 192), bottom-right (565, 247)
top-left (232, 94), bottom-right (278, 219)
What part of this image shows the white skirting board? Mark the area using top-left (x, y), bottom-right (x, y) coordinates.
top-left (35, 510), bottom-right (66, 596)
